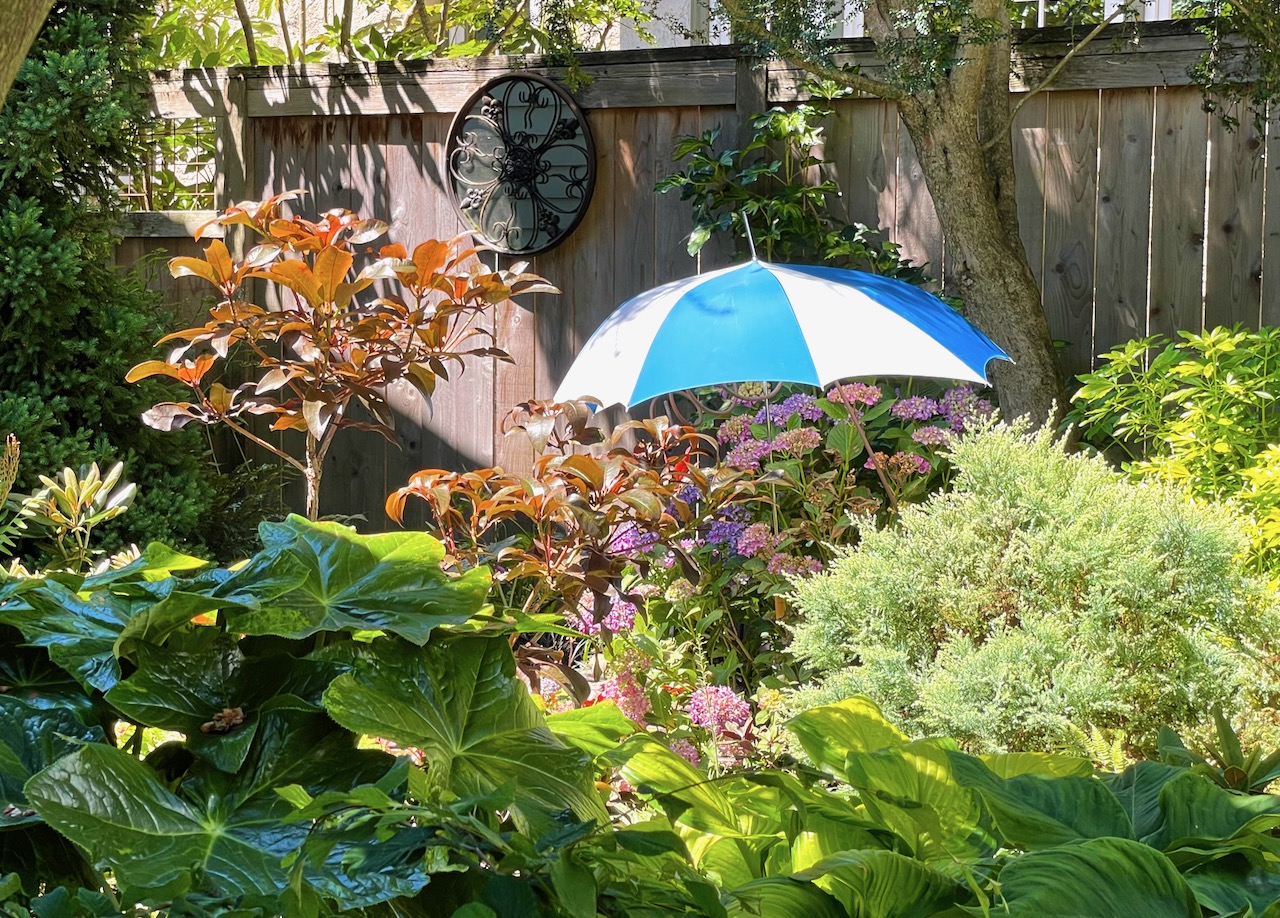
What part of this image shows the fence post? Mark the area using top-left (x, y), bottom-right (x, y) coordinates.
top-left (735, 51), bottom-right (767, 148)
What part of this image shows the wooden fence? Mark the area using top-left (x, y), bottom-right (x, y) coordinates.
top-left (116, 23), bottom-right (1279, 520)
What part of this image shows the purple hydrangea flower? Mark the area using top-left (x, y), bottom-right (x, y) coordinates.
top-left (725, 437), bottom-right (773, 471)
top-left (569, 592), bottom-right (637, 635)
top-left (608, 522), bottom-right (659, 555)
top-left (891, 396), bottom-right (941, 421)
top-left (735, 522), bottom-right (776, 558)
top-left (911, 425), bottom-right (952, 447)
top-left (671, 738), bottom-right (701, 766)
top-left (940, 385), bottom-right (995, 432)
top-left (687, 685), bottom-right (751, 737)
top-left (904, 453), bottom-right (932, 475)
top-left (772, 426), bottom-right (821, 458)
top-left (707, 519), bottom-right (747, 547)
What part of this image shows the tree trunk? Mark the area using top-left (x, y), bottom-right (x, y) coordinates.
top-left (899, 101), bottom-right (1065, 426)
top-left (0, 0), bottom-right (55, 110)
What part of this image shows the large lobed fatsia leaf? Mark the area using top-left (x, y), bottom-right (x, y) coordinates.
top-left (25, 709), bottom-right (419, 907)
top-left (216, 515), bottom-right (490, 643)
top-left (986, 837), bottom-right (1201, 917)
top-left (322, 635), bottom-right (607, 834)
top-left (105, 639), bottom-right (345, 773)
top-left (0, 696), bottom-right (104, 828)
top-left (0, 580), bottom-right (222, 692)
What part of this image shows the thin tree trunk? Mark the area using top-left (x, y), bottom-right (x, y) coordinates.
top-left (233, 0), bottom-right (259, 66)
top-left (0, 0), bottom-right (55, 110)
top-left (901, 102), bottom-right (1065, 426)
top-left (305, 436), bottom-right (322, 520)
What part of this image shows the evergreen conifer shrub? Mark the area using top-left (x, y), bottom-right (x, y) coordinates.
top-left (788, 421), bottom-right (1279, 755)
top-left (0, 0), bottom-right (220, 551)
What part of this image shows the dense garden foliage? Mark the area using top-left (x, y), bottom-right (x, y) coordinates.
top-left (3, 25), bottom-right (1280, 911)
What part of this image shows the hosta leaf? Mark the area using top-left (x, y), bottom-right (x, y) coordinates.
top-left (1106, 761), bottom-right (1185, 842)
top-left (217, 515), bottom-right (489, 643)
top-left (977, 752), bottom-right (1093, 779)
top-left (723, 876), bottom-right (845, 918)
top-left (0, 697), bottom-right (104, 828)
top-left (950, 752), bottom-right (1133, 849)
top-left (851, 746), bottom-right (985, 858)
top-left (545, 702), bottom-right (639, 757)
top-left (1152, 771), bottom-right (1280, 852)
top-left (987, 837), bottom-right (1200, 917)
top-left (26, 712), bottom-right (416, 906)
top-left (603, 735), bottom-right (742, 837)
top-left (794, 849), bottom-right (968, 917)
top-left (1184, 860), bottom-right (1280, 915)
top-left (788, 695), bottom-right (909, 777)
top-left (322, 635), bottom-right (606, 834)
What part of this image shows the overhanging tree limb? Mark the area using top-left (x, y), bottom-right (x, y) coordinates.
top-left (719, 0), bottom-right (909, 102)
top-left (984, 4), bottom-right (1127, 150)
top-left (0, 0), bottom-right (55, 109)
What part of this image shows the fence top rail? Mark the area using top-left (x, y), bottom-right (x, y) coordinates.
top-left (146, 20), bottom-right (1245, 120)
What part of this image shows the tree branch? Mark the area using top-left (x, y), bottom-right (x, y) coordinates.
top-left (719, 0), bottom-right (907, 102)
top-left (985, 6), bottom-right (1127, 150)
top-left (233, 0), bottom-right (259, 66)
top-left (0, 0), bottom-right (55, 110)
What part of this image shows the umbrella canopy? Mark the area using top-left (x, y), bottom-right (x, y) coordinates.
top-left (553, 260), bottom-right (1012, 408)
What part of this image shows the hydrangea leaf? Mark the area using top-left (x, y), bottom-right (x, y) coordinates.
top-left (322, 635), bottom-right (605, 835)
top-left (217, 515), bottom-right (489, 643)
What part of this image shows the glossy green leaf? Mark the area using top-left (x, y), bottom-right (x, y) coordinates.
top-left (977, 752), bottom-right (1093, 779)
top-left (1184, 861), bottom-right (1280, 915)
top-left (723, 877), bottom-right (845, 918)
top-left (26, 712), bottom-right (414, 905)
top-left (1151, 771), bottom-right (1280, 851)
top-left (322, 635), bottom-right (606, 834)
top-left (217, 515), bottom-right (489, 643)
top-left (795, 849), bottom-right (968, 917)
top-left (1106, 761), bottom-right (1185, 842)
top-left (1, 582), bottom-right (211, 692)
top-left (788, 695), bottom-right (909, 777)
top-left (990, 837), bottom-right (1200, 917)
top-left (950, 752), bottom-right (1134, 849)
top-left (604, 734), bottom-right (742, 837)
top-left (105, 640), bottom-right (342, 772)
top-left (0, 697), bottom-right (104, 828)
top-left (545, 701), bottom-right (639, 757)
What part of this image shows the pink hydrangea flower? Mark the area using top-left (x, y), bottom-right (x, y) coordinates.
top-left (766, 552), bottom-right (823, 576)
top-left (568, 592), bottom-right (637, 635)
top-left (771, 426), bottom-right (821, 458)
top-left (595, 669), bottom-right (650, 723)
top-left (911, 425), bottom-right (951, 447)
top-left (735, 522), bottom-right (776, 558)
top-left (687, 685), bottom-right (751, 738)
top-left (671, 738), bottom-right (701, 766)
top-left (826, 382), bottom-right (882, 407)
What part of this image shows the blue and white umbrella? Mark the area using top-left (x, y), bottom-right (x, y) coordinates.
top-left (553, 259), bottom-right (1011, 408)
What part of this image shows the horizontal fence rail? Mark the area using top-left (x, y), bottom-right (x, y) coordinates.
top-left (115, 23), bottom-right (1279, 522)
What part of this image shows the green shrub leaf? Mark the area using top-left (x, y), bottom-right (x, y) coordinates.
top-left (217, 516), bottom-right (490, 642)
top-left (322, 635), bottom-right (605, 834)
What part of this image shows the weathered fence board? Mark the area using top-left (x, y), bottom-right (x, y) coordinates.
top-left (114, 27), bottom-right (1278, 522)
top-left (1095, 87), bottom-right (1154, 353)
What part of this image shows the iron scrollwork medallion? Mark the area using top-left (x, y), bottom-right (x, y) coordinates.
top-left (446, 73), bottom-right (595, 256)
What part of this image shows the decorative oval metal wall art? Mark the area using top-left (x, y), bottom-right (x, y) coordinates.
top-left (446, 72), bottom-right (595, 256)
